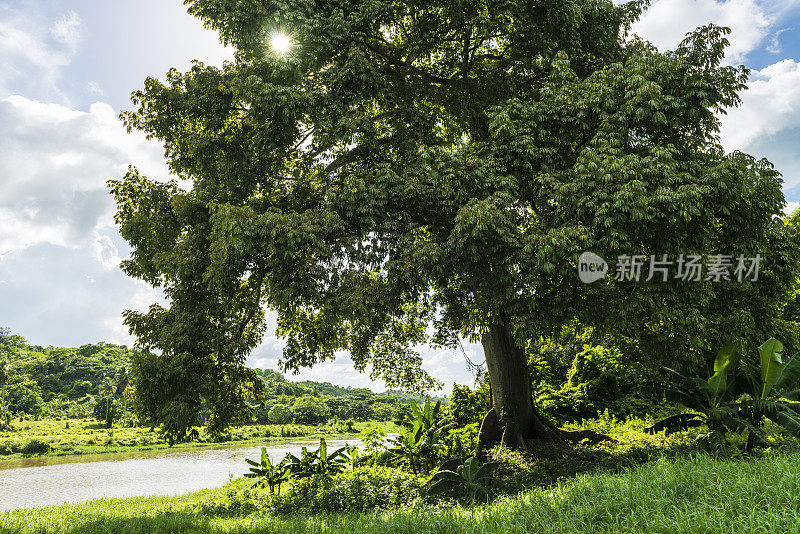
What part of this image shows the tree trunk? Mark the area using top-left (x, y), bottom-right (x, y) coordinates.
top-left (476, 320), bottom-right (561, 450)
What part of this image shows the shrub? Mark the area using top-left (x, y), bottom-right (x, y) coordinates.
top-left (21, 438), bottom-right (51, 454)
top-left (360, 425), bottom-right (388, 453)
top-left (444, 422), bottom-right (479, 458)
top-left (537, 345), bottom-right (661, 421)
top-left (448, 383), bottom-right (491, 426)
top-left (274, 466), bottom-right (425, 514)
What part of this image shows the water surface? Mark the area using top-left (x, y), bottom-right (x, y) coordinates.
top-left (0, 438), bottom-right (362, 511)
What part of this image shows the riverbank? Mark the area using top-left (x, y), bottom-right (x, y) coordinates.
top-left (0, 419), bottom-right (396, 461)
top-left (3, 452), bottom-right (800, 533)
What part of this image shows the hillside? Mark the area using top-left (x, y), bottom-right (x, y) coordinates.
top-left (0, 329), bottom-right (430, 422)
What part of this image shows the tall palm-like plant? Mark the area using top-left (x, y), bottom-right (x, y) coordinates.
top-left (0, 360), bottom-right (9, 429)
top-left (390, 398), bottom-right (455, 473)
top-left (115, 367), bottom-right (130, 414)
top-left (648, 338), bottom-right (800, 456)
top-left (100, 377), bottom-right (116, 428)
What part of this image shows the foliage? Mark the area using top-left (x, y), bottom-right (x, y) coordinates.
top-left (244, 447), bottom-right (290, 494)
top-left (273, 466), bottom-right (425, 514)
top-left (291, 396), bottom-right (330, 425)
top-left (0, 331), bottom-right (133, 419)
top-left (647, 338), bottom-right (800, 456)
top-left (390, 399), bottom-right (455, 473)
top-left (535, 343), bottom-right (663, 421)
top-left (92, 397), bottom-right (123, 426)
top-left (443, 423), bottom-right (480, 458)
top-left (448, 383), bottom-right (491, 427)
top-left (20, 438), bottom-right (50, 455)
top-left (283, 437), bottom-right (350, 479)
top-left (360, 425), bottom-right (387, 454)
top-left (267, 404), bottom-right (293, 425)
top-left (428, 456), bottom-right (500, 503)
top-left (110, 0), bottom-right (800, 440)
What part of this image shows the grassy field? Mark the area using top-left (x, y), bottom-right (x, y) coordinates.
top-left (3, 451), bottom-right (800, 533)
top-left (0, 418), bottom-right (397, 460)
top-left (3, 413), bottom-right (799, 533)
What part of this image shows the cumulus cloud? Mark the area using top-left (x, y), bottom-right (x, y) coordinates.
top-left (0, 93), bottom-right (168, 347)
top-left (0, 95), bottom-right (167, 253)
top-left (632, 0), bottom-right (773, 61)
top-left (0, 239), bottom-right (162, 347)
top-left (720, 59), bottom-right (800, 148)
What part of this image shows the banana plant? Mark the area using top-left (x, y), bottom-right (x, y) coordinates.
top-left (244, 447), bottom-right (290, 494)
top-left (283, 437), bottom-right (349, 479)
top-left (647, 338), bottom-right (800, 456)
top-left (390, 398), bottom-right (455, 473)
top-left (428, 456), bottom-right (500, 503)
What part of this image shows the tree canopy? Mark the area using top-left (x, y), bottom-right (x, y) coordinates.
top-left (112, 0), bottom-right (800, 443)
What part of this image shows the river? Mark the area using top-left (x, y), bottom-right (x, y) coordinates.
top-left (0, 437), bottom-right (363, 511)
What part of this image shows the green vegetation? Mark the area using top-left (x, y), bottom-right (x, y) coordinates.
top-left (8, 1), bottom-right (800, 533)
top-left (0, 329), bottom-right (408, 458)
top-left (110, 0), bottom-right (800, 455)
top-left (0, 418), bottom-right (396, 460)
top-left (648, 337), bottom-right (800, 456)
top-left (6, 414), bottom-right (800, 533)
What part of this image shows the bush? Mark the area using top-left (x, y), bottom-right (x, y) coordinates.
top-left (536, 345), bottom-right (662, 421)
top-left (444, 422), bottom-right (479, 458)
top-left (448, 383), bottom-right (491, 426)
top-left (274, 466), bottom-right (425, 514)
top-left (21, 438), bottom-right (50, 455)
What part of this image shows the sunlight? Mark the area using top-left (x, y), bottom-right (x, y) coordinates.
top-left (269, 31), bottom-right (293, 56)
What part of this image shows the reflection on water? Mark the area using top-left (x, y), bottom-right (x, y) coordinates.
top-left (0, 438), bottom-right (362, 511)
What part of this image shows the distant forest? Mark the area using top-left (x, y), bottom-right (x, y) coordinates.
top-left (0, 328), bottom-right (442, 425)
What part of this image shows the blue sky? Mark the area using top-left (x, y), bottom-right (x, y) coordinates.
top-left (0, 0), bottom-right (799, 392)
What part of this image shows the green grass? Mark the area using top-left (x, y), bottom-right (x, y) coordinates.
top-left (0, 418), bottom-right (397, 460)
top-left (4, 413), bottom-right (800, 533)
top-left (3, 452), bottom-right (800, 533)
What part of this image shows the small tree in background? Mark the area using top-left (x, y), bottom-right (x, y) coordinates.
top-left (100, 377), bottom-right (116, 428)
top-left (268, 403), bottom-right (294, 425)
top-left (292, 396), bottom-right (330, 425)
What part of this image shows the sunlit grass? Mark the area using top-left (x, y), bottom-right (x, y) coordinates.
top-left (4, 452), bottom-right (800, 533)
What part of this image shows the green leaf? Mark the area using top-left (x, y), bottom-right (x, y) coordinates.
top-left (433, 470), bottom-right (466, 483)
top-left (759, 338), bottom-right (785, 399)
top-left (462, 456), bottom-right (479, 481)
top-left (473, 462), bottom-right (500, 480)
top-left (707, 343), bottom-right (737, 397)
top-left (776, 357), bottom-right (800, 392)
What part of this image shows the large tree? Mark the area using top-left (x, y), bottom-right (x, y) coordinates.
top-left (112, 0), bottom-right (800, 445)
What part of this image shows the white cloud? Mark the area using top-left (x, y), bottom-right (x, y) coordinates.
top-left (720, 59), bottom-right (800, 149)
top-left (50, 10), bottom-right (84, 52)
top-left (632, 0), bottom-right (772, 61)
top-left (92, 233), bottom-right (120, 271)
top-left (0, 95), bottom-right (167, 253)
